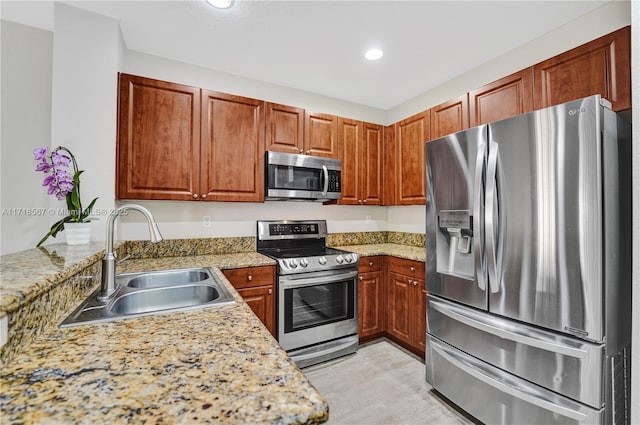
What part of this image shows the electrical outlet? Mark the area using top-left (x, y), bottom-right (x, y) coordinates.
top-left (203, 216), bottom-right (211, 228)
top-left (0, 315), bottom-right (7, 349)
top-left (365, 215), bottom-right (372, 224)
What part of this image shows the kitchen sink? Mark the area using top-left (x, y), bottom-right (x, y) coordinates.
top-left (126, 269), bottom-right (210, 288)
top-left (60, 267), bottom-right (235, 327)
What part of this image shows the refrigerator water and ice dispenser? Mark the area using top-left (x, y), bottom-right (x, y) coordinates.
top-left (437, 210), bottom-right (473, 279)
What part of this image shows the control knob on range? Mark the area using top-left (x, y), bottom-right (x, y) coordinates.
top-left (336, 255), bottom-right (344, 264)
top-left (288, 259), bottom-right (299, 268)
top-left (299, 258), bottom-right (309, 268)
top-left (318, 256), bottom-right (327, 265)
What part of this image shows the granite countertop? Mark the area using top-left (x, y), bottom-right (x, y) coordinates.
top-left (0, 254), bottom-right (328, 425)
top-left (334, 243), bottom-right (425, 262)
top-left (0, 239), bottom-right (424, 424)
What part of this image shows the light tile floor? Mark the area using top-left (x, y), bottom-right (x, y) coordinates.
top-left (304, 340), bottom-right (478, 425)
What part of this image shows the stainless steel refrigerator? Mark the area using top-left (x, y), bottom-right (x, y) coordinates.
top-left (425, 95), bottom-right (631, 425)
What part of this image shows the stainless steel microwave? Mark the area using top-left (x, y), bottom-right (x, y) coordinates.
top-left (265, 151), bottom-right (341, 201)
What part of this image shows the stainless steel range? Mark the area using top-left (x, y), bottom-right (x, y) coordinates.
top-left (256, 220), bottom-right (359, 368)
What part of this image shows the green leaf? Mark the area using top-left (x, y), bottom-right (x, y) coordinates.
top-left (36, 216), bottom-right (73, 247)
top-left (80, 197), bottom-right (99, 221)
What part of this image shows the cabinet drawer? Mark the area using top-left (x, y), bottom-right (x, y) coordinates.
top-left (386, 256), bottom-right (425, 280)
top-left (359, 256), bottom-right (384, 272)
top-left (222, 266), bottom-right (274, 289)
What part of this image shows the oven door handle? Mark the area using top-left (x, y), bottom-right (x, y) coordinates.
top-left (280, 270), bottom-right (358, 289)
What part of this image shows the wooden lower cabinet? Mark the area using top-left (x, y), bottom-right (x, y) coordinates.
top-left (358, 256), bottom-right (385, 341)
top-left (384, 257), bottom-right (426, 357)
top-left (357, 255), bottom-right (426, 358)
top-left (222, 266), bottom-right (275, 336)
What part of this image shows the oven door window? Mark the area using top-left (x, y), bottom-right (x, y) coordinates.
top-left (283, 279), bottom-right (355, 333)
top-left (268, 165), bottom-right (323, 192)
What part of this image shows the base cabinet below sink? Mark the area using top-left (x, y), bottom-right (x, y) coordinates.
top-left (223, 266), bottom-right (276, 336)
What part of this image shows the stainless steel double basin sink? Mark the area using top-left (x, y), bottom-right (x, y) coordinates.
top-left (60, 268), bottom-right (235, 327)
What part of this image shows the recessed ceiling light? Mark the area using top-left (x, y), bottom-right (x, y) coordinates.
top-left (206, 0), bottom-right (233, 9)
top-left (365, 48), bottom-right (383, 61)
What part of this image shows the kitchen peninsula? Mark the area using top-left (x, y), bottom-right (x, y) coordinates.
top-left (0, 242), bottom-right (328, 424)
top-left (0, 232), bottom-right (425, 424)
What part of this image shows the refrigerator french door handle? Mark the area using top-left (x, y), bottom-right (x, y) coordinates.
top-left (486, 141), bottom-right (500, 293)
top-left (430, 298), bottom-right (589, 358)
top-left (473, 146), bottom-right (486, 291)
top-left (431, 340), bottom-right (589, 422)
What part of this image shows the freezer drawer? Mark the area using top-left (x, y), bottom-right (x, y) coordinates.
top-left (428, 296), bottom-right (604, 408)
top-left (427, 335), bottom-right (603, 425)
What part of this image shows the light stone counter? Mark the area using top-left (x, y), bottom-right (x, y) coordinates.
top-left (0, 254), bottom-right (328, 424)
top-left (334, 243), bottom-right (425, 263)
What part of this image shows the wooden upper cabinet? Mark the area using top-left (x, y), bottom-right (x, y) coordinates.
top-left (305, 111), bottom-right (338, 158)
top-left (337, 118), bottom-right (361, 205)
top-left (361, 123), bottom-right (383, 205)
top-left (382, 124), bottom-right (396, 206)
top-left (200, 90), bottom-right (265, 202)
top-left (117, 73), bottom-right (201, 200)
top-left (338, 120), bottom-right (382, 206)
top-left (533, 26), bottom-right (631, 112)
top-left (266, 102), bottom-right (305, 154)
top-left (469, 68), bottom-right (534, 126)
top-left (430, 94), bottom-right (469, 140)
top-left (395, 110), bottom-right (430, 205)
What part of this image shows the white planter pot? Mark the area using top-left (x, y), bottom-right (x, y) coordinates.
top-left (64, 222), bottom-right (92, 245)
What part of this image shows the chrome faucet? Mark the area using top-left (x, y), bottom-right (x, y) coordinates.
top-left (99, 204), bottom-right (163, 300)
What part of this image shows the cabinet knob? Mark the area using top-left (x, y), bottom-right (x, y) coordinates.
top-left (201, 194), bottom-right (207, 199)
top-left (368, 261), bottom-right (374, 267)
top-left (268, 288), bottom-right (272, 294)
top-left (247, 275), bottom-right (253, 282)
top-left (359, 276), bottom-right (363, 280)
top-left (408, 279), bottom-right (412, 284)
top-left (410, 266), bottom-right (415, 272)
top-left (363, 200), bottom-right (367, 204)
top-left (299, 149), bottom-right (304, 153)
top-left (193, 194), bottom-right (199, 199)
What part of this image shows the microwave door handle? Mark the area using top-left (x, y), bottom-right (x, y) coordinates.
top-left (321, 165), bottom-right (329, 196)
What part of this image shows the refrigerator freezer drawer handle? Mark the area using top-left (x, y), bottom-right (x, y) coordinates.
top-left (486, 141), bottom-right (500, 294)
top-left (473, 145), bottom-right (486, 291)
top-left (430, 300), bottom-right (588, 359)
top-left (431, 341), bottom-right (588, 422)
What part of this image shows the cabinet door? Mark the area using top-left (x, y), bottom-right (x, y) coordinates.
top-left (117, 73), bottom-right (201, 200)
top-left (533, 26), bottom-right (630, 112)
top-left (395, 110), bottom-right (430, 205)
top-left (382, 125), bottom-right (396, 205)
top-left (200, 91), bottom-right (265, 202)
top-left (358, 270), bottom-right (384, 339)
top-left (361, 123), bottom-right (383, 205)
top-left (337, 118), bottom-right (362, 205)
top-left (266, 103), bottom-right (304, 154)
top-left (430, 94), bottom-right (469, 140)
top-left (386, 271), bottom-right (413, 344)
top-left (235, 285), bottom-right (275, 336)
top-left (469, 68), bottom-right (533, 126)
top-left (222, 266), bottom-right (276, 336)
top-left (304, 111), bottom-right (338, 158)
top-left (413, 279), bottom-right (427, 356)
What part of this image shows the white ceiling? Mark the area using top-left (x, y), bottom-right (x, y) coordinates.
top-left (4, 1), bottom-right (611, 110)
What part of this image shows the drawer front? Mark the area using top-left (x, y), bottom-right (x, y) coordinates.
top-left (223, 266), bottom-right (274, 289)
top-left (386, 256), bottom-right (425, 280)
top-left (358, 256), bottom-right (384, 272)
top-left (428, 296), bottom-right (604, 408)
top-left (427, 335), bottom-right (603, 425)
